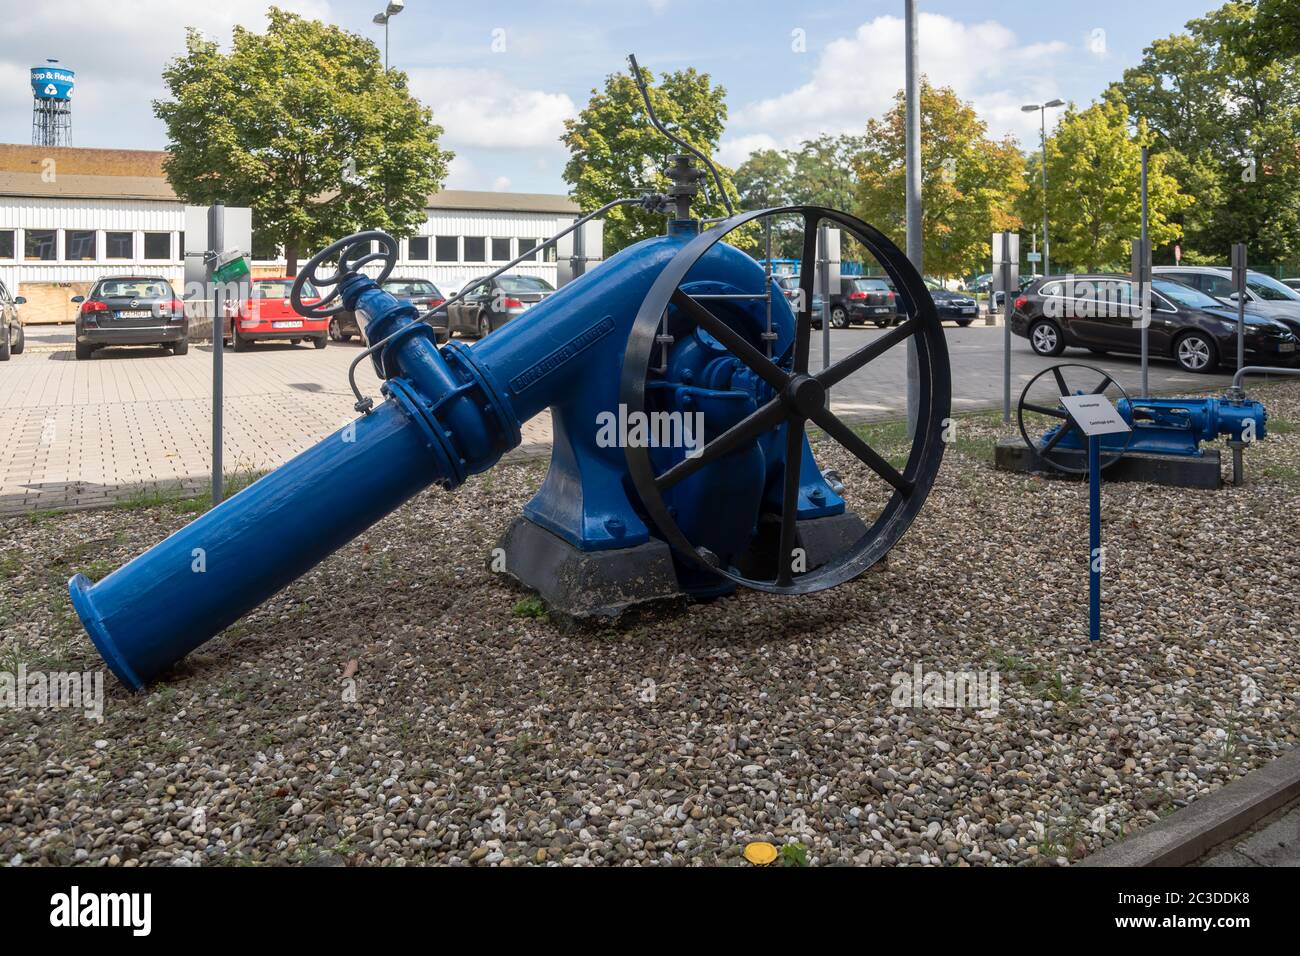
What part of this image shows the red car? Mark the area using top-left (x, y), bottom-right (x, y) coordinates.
top-left (226, 277), bottom-right (325, 351)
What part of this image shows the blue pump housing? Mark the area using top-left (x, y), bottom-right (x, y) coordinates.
top-left (70, 227), bottom-right (843, 689)
top-left (1043, 395), bottom-right (1268, 457)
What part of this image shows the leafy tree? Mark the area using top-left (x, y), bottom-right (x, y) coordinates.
top-left (154, 8), bottom-right (451, 275)
top-left (853, 81), bottom-right (1025, 280)
top-left (734, 148), bottom-right (791, 211)
top-left (562, 63), bottom-right (740, 254)
top-left (1019, 95), bottom-right (1189, 273)
top-left (1112, 1), bottom-right (1300, 264)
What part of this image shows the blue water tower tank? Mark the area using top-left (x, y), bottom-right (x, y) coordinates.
top-left (31, 64), bottom-right (75, 101)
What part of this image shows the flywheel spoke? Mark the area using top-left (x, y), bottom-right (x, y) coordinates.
top-left (809, 407), bottom-right (912, 494)
top-left (817, 318), bottom-right (921, 389)
top-left (654, 398), bottom-right (788, 492)
top-left (671, 290), bottom-right (790, 393)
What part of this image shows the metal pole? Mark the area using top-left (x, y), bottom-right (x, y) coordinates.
top-left (208, 202), bottom-right (224, 506)
top-left (1088, 435), bottom-right (1101, 642)
top-left (904, 0), bottom-right (922, 438)
top-left (1002, 240), bottom-right (1011, 424)
top-left (1140, 148), bottom-right (1149, 399)
top-left (819, 223), bottom-right (831, 401)
top-left (1040, 108), bottom-right (1050, 278)
top-left (384, 19), bottom-right (389, 71)
top-left (1236, 244), bottom-right (1247, 373)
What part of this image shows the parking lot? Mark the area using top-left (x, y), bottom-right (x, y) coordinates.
top-left (0, 321), bottom-right (1243, 514)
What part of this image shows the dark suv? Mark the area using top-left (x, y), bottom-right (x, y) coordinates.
top-left (73, 276), bottom-right (188, 360)
top-left (0, 278), bottom-right (26, 361)
top-left (1009, 274), bottom-right (1297, 372)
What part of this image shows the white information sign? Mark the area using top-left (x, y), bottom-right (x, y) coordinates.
top-left (1060, 394), bottom-right (1132, 437)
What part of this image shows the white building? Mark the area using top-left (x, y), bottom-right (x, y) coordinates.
top-left (0, 143), bottom-right (581, 323)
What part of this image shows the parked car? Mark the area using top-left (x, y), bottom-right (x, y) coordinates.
top-left (225, 277), bottom-right (326, 351)
top-left (72, 276), bottom-right (187, 360)
top-left (777, 275), bottom-right (898, 328)
top-left (1154, 266), bottom-right (1300, 340)
top-left (924, 279), bottom-right (978, 327)
top-left (0, 278), bottom-right (26, 361)
top-left (332, 278), bottom-right (448, 344)
top-left (446, 274), bottom-right (554, 338)
top-left (1009, 274), bottom-right (1297, 372)
top-left (1283, 278), bottom-right (1300, 292)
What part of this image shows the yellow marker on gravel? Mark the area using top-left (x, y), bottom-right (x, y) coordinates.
top-left (743, 841), bottom-right (778, 866)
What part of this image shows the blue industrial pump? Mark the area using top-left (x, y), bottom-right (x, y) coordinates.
top-left (1016, 363), bottom-right (1267, 475)
top-left (68, 68), bottom-right (951, 690)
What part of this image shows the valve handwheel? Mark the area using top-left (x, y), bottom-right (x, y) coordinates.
top-left (1016, 362), bottom-right (1133, 475)
top-left (620, 205), bottom-right (952, 595)
top-left (291, 230), bottom-right (398, 319)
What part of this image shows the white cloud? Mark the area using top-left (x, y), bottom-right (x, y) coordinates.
top-left (407, 67), bottom-right (576, 152)
top-left (722, 13), bottom-right (1069, 165)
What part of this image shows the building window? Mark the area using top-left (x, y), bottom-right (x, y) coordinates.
top-left (491, 237), bottom-right (511, 262)
top-left (435, 236), bottom-right (458, 262)
top-left (464, 236), bottom-right (486, 262)
top-left (105, 231), bottom-right (133, 259)
top-left (408, 236), bottom-right (430, 261)
top-left (25, 228), bottom-right (57, 261)
top-left (67, 229), bottom-right (97, 261)
top-left (143, 232), bottom-right (171, 260)
top-left (0, 229), bottom-right (14, 259)
top-left (517, 238), bottom-right (539, 261)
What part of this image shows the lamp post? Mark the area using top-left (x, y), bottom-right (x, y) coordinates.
top-left (373, 0), bottom-right (405, 71)
top-left (1021, 99), bottom-right (1064, 277)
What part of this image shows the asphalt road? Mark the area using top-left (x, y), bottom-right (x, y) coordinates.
top-left (806, 322), bottom-right (1239, 421)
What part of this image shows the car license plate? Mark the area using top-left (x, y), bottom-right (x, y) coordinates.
top-left (1281, 342), bottom-right (1296, 352)
top-left (117, 310), bottom-right (151, 319)
top-left (872, 307), bottom-right (888, 313)
top-left (273, 320), bottom-right (303, 329)
top-left (962, 306), bottom-right (976, 314)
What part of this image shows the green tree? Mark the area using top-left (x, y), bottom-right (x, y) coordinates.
top-left (734, 148), bottom-right (791, 210)
top-left (1112, 1), bottom-right (1300, 264)
top-left (154, 8), bottom-right (451, 275)
top-left (562, 63), bottom-right (739, 254)
top-left (1020, 96), bottom-right (1189, 273)
top-left (853, 82), bottom-right (1025, 280)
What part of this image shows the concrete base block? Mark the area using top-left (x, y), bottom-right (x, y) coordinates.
top-left (994, 437), bottom-right (1222, 490)
top-left (494, 516), bottom-right (685, 625)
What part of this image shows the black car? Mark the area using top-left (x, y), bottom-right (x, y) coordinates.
top-left (72, 276), bottom-right (188, 360)
top-left (777, 275), bottom-right (899, 328)
top-left (0, 278), bottom-right (26, 361)
top-left (924, 279), bottom-right (978, 326)
top-left (1009, 274), bottom-right (1298, 373)
top-left (447, 274), bottom-right (554, 338)
top-left (332, 277), bottom-right (448, 344)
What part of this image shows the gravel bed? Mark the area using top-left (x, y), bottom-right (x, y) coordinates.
top-left (2, 381), bottom-right (1298, 867)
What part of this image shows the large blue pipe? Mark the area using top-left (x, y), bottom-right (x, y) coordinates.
top-left (70, 228), bottom-right (760, 689)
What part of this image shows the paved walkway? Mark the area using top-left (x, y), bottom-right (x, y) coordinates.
top-left (1199, 796), bottom-right (1300, 866)
top-left (0, 335), bottom-right (551, 514)
top-left (2, 323), bottom-right (1244, 515)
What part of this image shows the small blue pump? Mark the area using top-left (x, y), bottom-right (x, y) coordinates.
top-left (68, 83), bottom-right (952, 689)
top-left (1042, 395), bottom-right (1267, 457)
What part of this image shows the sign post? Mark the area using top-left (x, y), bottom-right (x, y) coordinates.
top-left (1059, 393), bottom-right (1131, 642)
top-left (1232, 243), bottom-right (1248, 372)
top-left (993, 231), bottom-right (1019, 424)
top-left (1131, 237), bottom-right (1151, 398)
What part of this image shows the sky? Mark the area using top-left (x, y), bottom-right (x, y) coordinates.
top-left (0, 0), bottom-right (1215, 195)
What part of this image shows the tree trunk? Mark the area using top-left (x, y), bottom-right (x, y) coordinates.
top-left (286, 243), bottom-right (299, 278)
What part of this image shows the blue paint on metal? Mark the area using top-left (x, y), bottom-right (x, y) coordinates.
top-left (1043, 395), bottom-right (1267, 458)
top-left (70, 226), bottom-right (843, 689)
top-left (31, 66), bottom-right (75, 101)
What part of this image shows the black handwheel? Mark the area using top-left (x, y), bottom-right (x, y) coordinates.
top-left (1017, 363), bottom-right (1133, 475)
top-left (620, 205), bottom-right (951, 595)
top-left (291, 230), bottom-right (397, 319)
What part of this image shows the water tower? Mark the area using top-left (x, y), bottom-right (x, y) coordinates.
top-left (31, 59), bottom-right (74, 147)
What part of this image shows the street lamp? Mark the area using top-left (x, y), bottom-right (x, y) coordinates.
top-left (373, 0), bottom-right (405, 71)
top-left (1022, 99), bottom-right (1065, 277)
